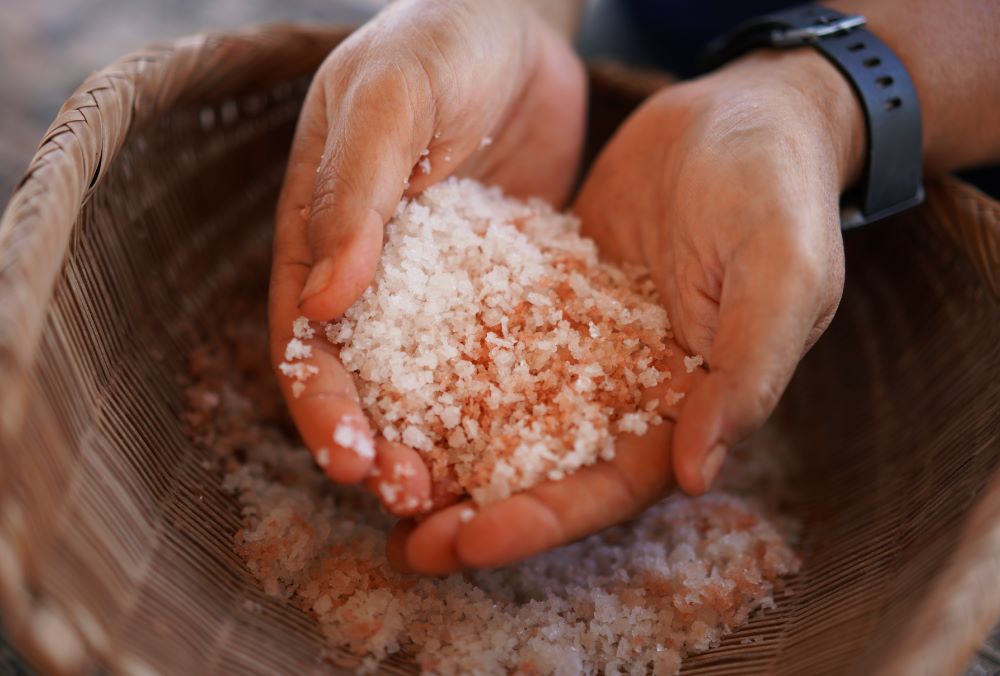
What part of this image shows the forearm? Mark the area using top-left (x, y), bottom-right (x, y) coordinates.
top-left (830, 0), bottom-right (1000, 175)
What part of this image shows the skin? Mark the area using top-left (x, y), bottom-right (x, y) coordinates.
top-left (271, 0), bottom-right (1000, 574)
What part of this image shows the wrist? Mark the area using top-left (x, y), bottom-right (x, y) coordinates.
top-left (713, 49), bottom-right (867, 193)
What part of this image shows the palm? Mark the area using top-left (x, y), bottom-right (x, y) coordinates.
top-left (392, 71), bottom-right (846, 573)
top-left (388, 342), bottom-right (705, 574)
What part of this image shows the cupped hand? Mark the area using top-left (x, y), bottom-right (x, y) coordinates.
top-left (389, 49), bottom-right (863, 574)
top-left (269, 0), bottom-right (586, 495)
top-left (575, 50), bottom-right (862, 496)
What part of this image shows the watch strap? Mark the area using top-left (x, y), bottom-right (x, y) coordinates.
top-left (702, 4), bottom-right (924, 229)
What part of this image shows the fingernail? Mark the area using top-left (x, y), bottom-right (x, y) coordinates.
top-left (700, 443), bottom-right (726, 490)
top-left (298, 257), bottom-right (335, 308)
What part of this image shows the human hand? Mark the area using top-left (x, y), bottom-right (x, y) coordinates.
top-left (575, 50), bottom-right (861, 496)
top-left (269, 0), bottom-right (586, 496)
top-left (388, 49), bottom-right (863, 573)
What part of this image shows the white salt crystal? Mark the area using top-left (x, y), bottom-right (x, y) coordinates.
top-left (278, 361), bottom-right (319, 382)
top-left (402, 425), bottom-right (432, 451)
top-left (315, 447), bottom-right (330, 468)
top-left (292, 316), bottom-right (315, 340)
top-left (441, 406), bottom-right (462, 429)
top-left (458, 508), bottom-right (476, 523)
top-left (333, 421), bottom-right (375, 460)
top-left (291, 381), bottom-right (306, 399)
top-left (638, 367), bottom-right (661, 388)
top-left (664, 389), bottom-right (685, 406)
top-left (479, 136), bottom-right (493, 148)
top-left (684, 354), bottom-right (704, 373)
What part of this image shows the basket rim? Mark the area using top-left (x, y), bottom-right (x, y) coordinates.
top-left (0, 22), bottom-right (354, 675)
top-left (0, 20), bottom-right (998, 676)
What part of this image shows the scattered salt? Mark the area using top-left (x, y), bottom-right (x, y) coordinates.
top-left (664, 389), bottom-right (685, 406)
top-left (333, 419), bottom-right (375, 460)
top-left (458, 507), bottom-right (476, 523)
top-left (284, 338), bottom-right (312, 361)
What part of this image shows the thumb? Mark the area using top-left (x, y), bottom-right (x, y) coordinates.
top-left (673, 242), bottom-right (837, 494)
top-left (297, 70), bottom-right (441, 321)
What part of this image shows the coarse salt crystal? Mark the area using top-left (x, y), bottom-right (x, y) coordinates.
top-left (458, 507), bottom-right (476, 523)
top-left (292, 316), bottom-right (316, 340)
top-left (664, 389), bottom-right (685, 406)
top-left (684, 354), bottom-right (704, 373)
top-left (278, 361), bottom-right (319, 382)
top-left (291, 381), bottom-right (306, 399)
top-left (315, 447), bottom-right (330, 468)
top-left (333, 421), bottom-right (375, 460)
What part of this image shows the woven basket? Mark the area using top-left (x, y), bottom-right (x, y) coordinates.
top-left (1, 24), bottom-right (998, 676)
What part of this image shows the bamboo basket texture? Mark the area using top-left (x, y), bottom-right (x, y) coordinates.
top-left (1, 23), bottom-right (999, 676)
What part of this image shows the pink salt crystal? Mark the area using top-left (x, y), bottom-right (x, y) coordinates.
top-left (291, 381), bottom-right (306, 399)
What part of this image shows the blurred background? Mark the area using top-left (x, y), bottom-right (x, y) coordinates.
top-left (0, 0), bottom-right (997, 673)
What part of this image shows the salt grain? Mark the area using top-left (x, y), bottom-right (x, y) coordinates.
top-left (292, 316), bottom-right (315, 340)
top-left (333, 420), bottom-right (375, 460)
top-left (458, 507), bottom-right (476, 523)
top-left (315, 447), bottom-right (330, 468)
top-left (684, 354), bottom-right (704, 373)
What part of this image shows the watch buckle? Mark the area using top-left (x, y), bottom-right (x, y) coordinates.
top-left (770, 14), bottom-right (866, 47)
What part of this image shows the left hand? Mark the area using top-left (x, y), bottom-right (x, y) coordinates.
top-left (389, 50), bottom-right (863, 574)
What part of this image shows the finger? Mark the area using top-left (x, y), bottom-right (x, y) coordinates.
top-left (386, 519), bottom-right (416, 573)
top-left (403, 502), bottom-right (475, 576)
top-left (641, 339), bottom-right (709, 421)
top-left (269, 103), bottom-right (375, 482)
top-left (365, 439), bottom-right (432, 517)
top-left (396, 420), bottom-right (674, 572)
top-left (673, 236), bottom-right (837, 494)
top-left (297, 63), bottom-right (444, 321)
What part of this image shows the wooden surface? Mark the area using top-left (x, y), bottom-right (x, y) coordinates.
top-left (0, 1), bottom-right (996, 674)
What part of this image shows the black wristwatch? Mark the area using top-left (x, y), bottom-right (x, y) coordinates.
top-left (701, 4), bottom-right (924, 229)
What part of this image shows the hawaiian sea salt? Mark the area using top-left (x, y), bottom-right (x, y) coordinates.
top-left (300, 178), bottom-right (680, 504)
top-left (182, 312), bottom-right (799, 675)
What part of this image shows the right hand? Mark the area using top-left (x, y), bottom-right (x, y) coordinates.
top-left (269, 0), bottom-right (587, 511)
